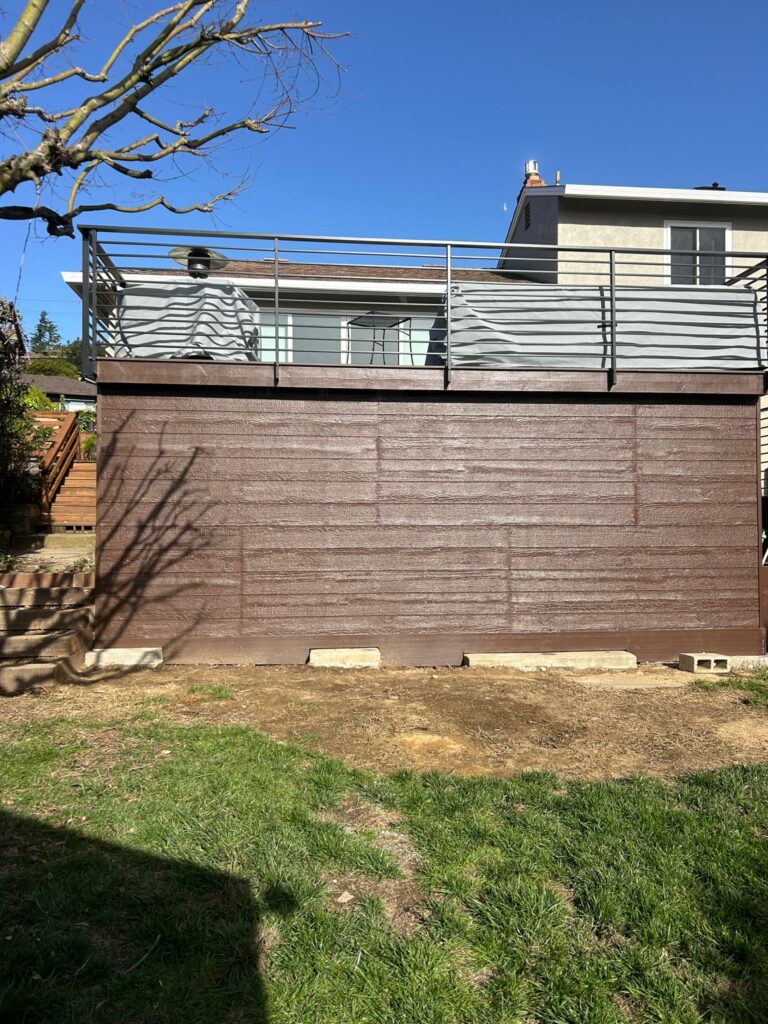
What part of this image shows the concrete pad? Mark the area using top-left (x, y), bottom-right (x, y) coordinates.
top-left (463, 651), bottom-right (638, 672)
top-left (309, 647), bottom-right (381, 669)
top-left (574, 675), bottom-right (687, 691)
top-left (84, 647), bottom-right (164, 669)
top-left (729, 655), bottom-right (768, 674)
top-left (678, 652), bottom-right (730, 674)
top-left (42, 533), bottom-right (95, 551)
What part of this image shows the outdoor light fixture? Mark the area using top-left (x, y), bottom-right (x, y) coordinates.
top-left (169, 245), bottom-right (229, 279)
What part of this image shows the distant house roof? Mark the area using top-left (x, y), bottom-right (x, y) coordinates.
top-left (62, 259), bottom-right (521, 298)
top-left (515, 183), bottom-right (768, 207)
top-left (505, 181), bottom-right (768, 243)
top-left (23, 373), bottom-right (96, 398)
top-left (220, 260), bottom-right (515, 284)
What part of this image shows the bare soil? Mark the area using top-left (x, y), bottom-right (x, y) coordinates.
top-left (5, 663), bottom-right (768, 780)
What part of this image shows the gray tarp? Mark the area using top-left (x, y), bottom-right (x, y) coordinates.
top-left (444, 283), bottom-right (764, 370)
top-left (114, 282), bottom-right (259, 360)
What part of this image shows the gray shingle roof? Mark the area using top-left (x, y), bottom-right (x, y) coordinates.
top-left (22, 373), bottom-right (96, 398)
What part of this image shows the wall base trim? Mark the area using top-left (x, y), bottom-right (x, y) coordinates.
top-left (99, 628), bottom-right (766, 667)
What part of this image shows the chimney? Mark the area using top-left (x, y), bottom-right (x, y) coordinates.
top-left (523, 160), bottom-right (546, 188)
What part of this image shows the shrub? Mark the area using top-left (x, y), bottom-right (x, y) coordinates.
top-left (76, 407), bottom-right (96, 432)
top-left (26, 356), bottom-right (79, 379)
top-left (23, 386), bottom-right (56, 410)
top-left (80, 433), bottom-right (97, 461)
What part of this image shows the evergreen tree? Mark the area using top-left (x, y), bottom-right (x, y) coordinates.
top-left (29, 311), bottom-right (62, 354)
top-left (0, 299), bottom-right (45, 505)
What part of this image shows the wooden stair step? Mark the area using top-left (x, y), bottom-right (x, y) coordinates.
top-left (0, 606), bottom-right (93, 635)
top-left (0, 587), bottom-right (93, 609)
top-left (0, 627), bottom-right (90, 661)
top-left (0, 660), bottom-right (55, 694)
top-left (0, 647), bottom-right (87, 695)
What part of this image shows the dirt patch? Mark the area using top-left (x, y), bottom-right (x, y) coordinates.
top-left (325, 871), bottom-right (424, 935)
top-left (319, 795), bottom-right (425, 932)
top-left (5, 663), bottom-right (768, 780)
top-left (319, 796), bottom-right (420, 874)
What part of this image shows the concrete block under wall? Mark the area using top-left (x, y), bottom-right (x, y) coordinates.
top-left (309, 648), bottom-right (381, 669)
top-left (84, 648), bottom-right (164, 669)
top-left (678, 652), bottom-right (730, 674)
top-left (729, 655), bottom-right (768, 673)
top-left (463, 651), bottom-right (638, 671)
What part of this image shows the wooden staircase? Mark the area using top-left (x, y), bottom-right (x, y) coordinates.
top-left (33, 412), bottom-right (96, 530)
top-left (46, 461), bottom-right (97, 528)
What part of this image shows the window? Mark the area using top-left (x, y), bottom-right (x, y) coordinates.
top-left (524, 202), bottom-right (531, 231)
top-left (257, 310), bottom-right (440, 366)
top-left (666, 222), bottom-right (730, 285)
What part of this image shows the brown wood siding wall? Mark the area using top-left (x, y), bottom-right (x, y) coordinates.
top-left (96, 387), bottom-right (764, 663)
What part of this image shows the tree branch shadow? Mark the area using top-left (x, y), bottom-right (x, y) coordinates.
top-left (67, 410), bottom-right (220, 685)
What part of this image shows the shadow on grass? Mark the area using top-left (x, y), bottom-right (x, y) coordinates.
top-left (0, 810), bottom-right (292, 1023)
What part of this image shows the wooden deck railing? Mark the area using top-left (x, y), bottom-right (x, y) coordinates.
top-left (33, 411), bottom-right (80, 511)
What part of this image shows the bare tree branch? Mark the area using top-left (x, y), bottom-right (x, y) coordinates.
top-left (0, 0), bottom-right (51, 74)
top-left (0, 1), bottom-right (345, 234)
top-left (2, 0), bottom-right (85, 82)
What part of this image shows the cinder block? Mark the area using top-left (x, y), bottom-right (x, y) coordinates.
top-left (678, 652), bottom-right (730, 674)
top-left (462, 650), bottom-right (638, 672)
top-left (84, 647), bottom-right (164, 669)
top-left (309, 647), bottom-right (381, 669)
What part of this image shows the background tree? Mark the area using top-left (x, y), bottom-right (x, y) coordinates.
top-left (0, 1), bottom-right (343, 237)
top-left (0, 300), bottom-right (48, 506)
top-left (29, 309), bottom-right (62, 353)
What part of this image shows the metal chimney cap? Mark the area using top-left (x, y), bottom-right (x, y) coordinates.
top-left (524, 159), bottom-right (540, 178)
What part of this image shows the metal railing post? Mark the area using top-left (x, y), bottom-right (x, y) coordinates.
top-left (445, 243), bottom-right (452, 387)
top-left (608, 249), bottom-right (617, 390)
top-left (273, 237), bottom-right (280, 385)
top-left (80, 228), bottom-right (92, 378)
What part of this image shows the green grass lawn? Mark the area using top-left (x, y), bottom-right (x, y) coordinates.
top-left (2, 695), bottom-right (768, 1023)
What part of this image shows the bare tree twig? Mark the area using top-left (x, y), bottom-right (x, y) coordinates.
top-left (0, 1), bottom-right (346, 234)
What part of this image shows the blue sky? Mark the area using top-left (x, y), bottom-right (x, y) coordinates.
top-left (2, 0), bottom-right (767, 342)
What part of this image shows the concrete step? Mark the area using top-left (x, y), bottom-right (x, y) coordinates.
top-left (0, 647), bottom-right (86, 696)
top-left (0, 605), bottom-right (93, 635)
top-left (0, 627), bottom-right (89, 661)
top-left (0, 586), bottom-right (93, 609)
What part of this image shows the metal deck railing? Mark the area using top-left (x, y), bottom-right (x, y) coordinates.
top-left (79, 225), bottom-right (768, 383)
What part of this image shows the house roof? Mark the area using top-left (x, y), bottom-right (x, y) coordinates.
top-left (23, 373), bottom-right (96, 398)
top-left (521, 183), bottom-right (768, 206)
top-left (218, 259), bottom-right (515, 284)
top-left (505, 182), bottom-right (768, 242)
top-left (62, 259), bottom-right (521, 298)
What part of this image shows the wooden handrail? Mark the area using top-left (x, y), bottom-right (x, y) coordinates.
top-left (33, 411), bottom-right (79, 511)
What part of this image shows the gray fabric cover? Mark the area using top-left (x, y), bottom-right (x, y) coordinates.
top-left (446, 283), bottom-right (764, 370)
top-left (113, 282), bottom-right (259, 360)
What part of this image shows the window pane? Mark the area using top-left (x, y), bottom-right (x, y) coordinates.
top-left (348, 322), bottom-right (400, 365)
top-left (400, 316), bottom-right (434, 367)
top-left (698, 226), bottom-right (726, 285)
top-left (259, 312), bottom-right (288, 361)
top-left (670, 226), bottom-right (696, 285)
top-left (292, 314), bottom-right (342, 365)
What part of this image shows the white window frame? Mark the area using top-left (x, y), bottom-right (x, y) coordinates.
top-left (663, 220), bottom-right (733, 286)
